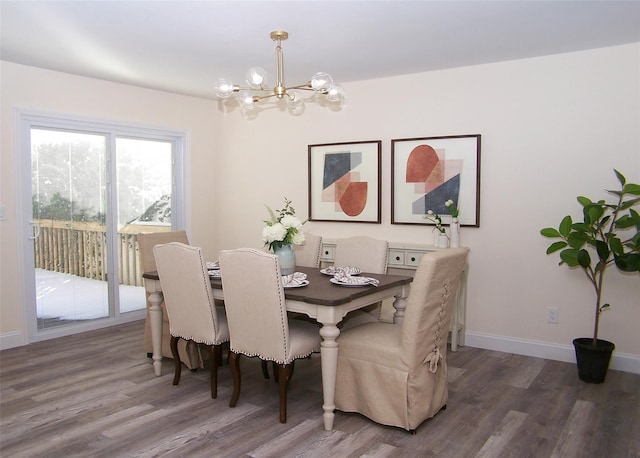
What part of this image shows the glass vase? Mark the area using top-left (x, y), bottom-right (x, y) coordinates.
top-left (274, 244), bottom-right (296, 276)
top-left (450, 218), bottom-right (460, 248)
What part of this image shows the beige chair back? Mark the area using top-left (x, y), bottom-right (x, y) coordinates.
top-left (294, 233), bottom-right (323, 268)
top-left (219, 248), bottom-right (299, 364)
top-left (333, 236), bottom-right (388, 274)
top-left (138, 230), bottom-right (189, 273)
top-left (401, 248), bottom-right (469, 370)
top-left (153, 242), bottom-right (226, 345)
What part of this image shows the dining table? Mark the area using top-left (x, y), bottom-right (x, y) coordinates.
top-left (143, 265), bottom-right (413, 430)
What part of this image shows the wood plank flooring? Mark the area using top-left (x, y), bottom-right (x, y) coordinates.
top-left (1, 320), bottom-right (638, 457)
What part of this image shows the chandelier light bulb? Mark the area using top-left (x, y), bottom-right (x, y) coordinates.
top-left (214, 78), bottom-right (235, 98)
top-left (245, 67), bottom-right (267, 88)
top-left (326, 84), bottom-right (345, 102)
top-left (310, 72), bottom-right (333, 92)
top-left (238, 91), bottom-right (256, 110)
top-left (286, 91), bottom-right (304, 109)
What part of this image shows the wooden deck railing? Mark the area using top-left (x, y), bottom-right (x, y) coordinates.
top-left (33, 220), bottom-right (169, 287)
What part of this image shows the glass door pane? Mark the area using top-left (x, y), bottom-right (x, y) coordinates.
top-left (115, 138), bottom-right (174, 314)
top-left (31, 129), bottom-right (108, 330)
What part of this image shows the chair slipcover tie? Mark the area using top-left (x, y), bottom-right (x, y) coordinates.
top-left (423, 283), bottom-right (451, 373)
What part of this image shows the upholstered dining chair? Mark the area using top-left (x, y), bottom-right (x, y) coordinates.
top-left (293, 232), bottom-right (323, 268)
top-left (218, 248), bottom-right (321, 423)
top-left (334, 235), bottom-right (389, 325)
top-left (153, 242), bottom-right (230, 398)
top-left (334, 247), bottom-right (469, 432)
top-left (138, 230), bottom-right (205, 370)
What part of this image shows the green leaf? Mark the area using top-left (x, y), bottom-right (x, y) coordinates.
top-left (585, 204), bottom-right (605, 224)
top-left (577, 196), bottom-right (592, 207)
top-left (600, 303), bottom-right (611, 312)
top-left (609, 237), bottom-right (624, 255)
top-left (567, 231), bottom-right (587, 249)
top-left (624, 183), bottom-right (640, 195)
top-left (619, 197), bottom-right (640, 211)
top-left (614, 169), bottom-right (626, 186)
top-left (576, 249), bottom-right (592, 269)
top-left (572, 222), bottom-right (590, 233)
top-left (615, 213), bottom-right (635, 229)
top-left (559, 215), bottom-right (572, 237)
top-left (614, 253), bottom-right (640, 272)
top-left (595, 240), bottom-right (610, 261)
top-left (540, 227), bottom-right (561, 238)
top-left (546, 241), bottom-right (567, 254)
top-left (560, 248), bottom-right (580, 267)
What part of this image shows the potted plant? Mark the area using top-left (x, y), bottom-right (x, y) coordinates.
top-left (540, 169), bottom-right (640, 383)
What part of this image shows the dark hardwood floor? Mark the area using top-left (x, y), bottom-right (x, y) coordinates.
top-left (1, 320), bottom-right (638, 457)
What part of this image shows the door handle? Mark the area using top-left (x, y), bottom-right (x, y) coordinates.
top-left (28, 221), bottom-right (41, 240)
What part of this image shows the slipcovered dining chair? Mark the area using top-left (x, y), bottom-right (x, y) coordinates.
top-left (218, 248), bottom-right (321, 423)
top-left (335, 247), bottom-right (469, 432)
top-left (138, 230), bottom-right (206, 370)
top-left (293, 232), bottom-right (323, 268)
top-left (334, 235), bottom-right (389, 325)
top-left (153, 242), bottom-right (230, 398)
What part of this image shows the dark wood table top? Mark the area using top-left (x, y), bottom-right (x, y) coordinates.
top-left (143, 266), bottom-right (413, 307)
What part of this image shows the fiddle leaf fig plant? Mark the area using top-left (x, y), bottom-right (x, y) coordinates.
top-left (540, 170), bottom-right (640, 346)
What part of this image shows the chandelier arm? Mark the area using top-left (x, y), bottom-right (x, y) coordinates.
top-left (284, 82), bottom-right (313, 91)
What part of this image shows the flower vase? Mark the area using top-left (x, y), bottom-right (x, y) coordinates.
top-left (437, 232), bottom-right (449, 248)
top-left (274, 244), bottom-right (296, 276)
top-left (450, 218), bottom-right (460, 248)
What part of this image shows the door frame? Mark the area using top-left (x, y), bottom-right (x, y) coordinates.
top-left (16, 109), bottom-right (189, 343)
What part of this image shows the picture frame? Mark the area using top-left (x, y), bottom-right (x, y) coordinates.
top-left (391, 134), bottom-right (481, 227)
top-left (308, 140), bottom-right (382, 223)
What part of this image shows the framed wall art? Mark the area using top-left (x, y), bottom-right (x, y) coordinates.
top-left (308, 140), bottom-right (381, 223)
top-left (391, 134), bottom-right (481, 227)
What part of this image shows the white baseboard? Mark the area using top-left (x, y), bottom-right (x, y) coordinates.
top-left (464, 331), bottom-right (640, 375)
top-left (0, 331), bottom-right (27, 351)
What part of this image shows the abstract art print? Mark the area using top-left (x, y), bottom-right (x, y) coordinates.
top-left (391, 134), bottom-right (481, 227)
top-left (308, 140), bottom-right (381, 223)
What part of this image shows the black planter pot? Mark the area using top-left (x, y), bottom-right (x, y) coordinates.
top-left (572, 338), bottom-right (615, 383)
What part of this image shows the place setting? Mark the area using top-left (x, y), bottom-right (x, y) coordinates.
top-left (325, 266), bottom-right (380, 287)
top-left (207, 261), bottom-right (222, 278)
top-left (282, 271), bottom-right (309, 288)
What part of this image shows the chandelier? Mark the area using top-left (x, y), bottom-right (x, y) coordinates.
top-left (214, 31), bottom-right (345, 115)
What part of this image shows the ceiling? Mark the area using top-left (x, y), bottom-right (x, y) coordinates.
top-left (2, 1), bottom-right (640, 100)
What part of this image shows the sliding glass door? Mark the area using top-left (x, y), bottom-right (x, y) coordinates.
top-left (21, 112), bottom-right (185, 340)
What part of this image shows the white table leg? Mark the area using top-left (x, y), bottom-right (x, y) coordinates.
top-left (147, 289), bottom-right (164, 376)
top-left (392, 284), bottom-right (409, 324)
top-left (319, 323), bottom-right (340, 431)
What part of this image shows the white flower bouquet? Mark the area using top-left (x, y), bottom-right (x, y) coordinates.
top-left (262, 197), bottom-right (305, 251)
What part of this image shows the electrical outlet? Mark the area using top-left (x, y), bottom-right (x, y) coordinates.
top-left (548, 306), bottom-right (559, 324)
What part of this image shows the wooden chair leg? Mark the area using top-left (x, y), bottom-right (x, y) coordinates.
top-left (272, 360), bottom-right (296, 385)
top-left (229, 352), bottom-right (241, 408)
top-left (209, 345), bottom-right (219, 399)
top-left (261, 360), bottom-right (270, 380)
top-left (278, 363), bottom-right (289, 423)
top-left (169, 335), bottom-right (182, 386)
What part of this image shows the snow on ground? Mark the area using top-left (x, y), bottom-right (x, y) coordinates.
top-left (36, 269), bottom-right (146, 321)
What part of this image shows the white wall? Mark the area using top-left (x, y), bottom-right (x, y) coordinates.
top-left (2, 43), bottom-right (639, 371)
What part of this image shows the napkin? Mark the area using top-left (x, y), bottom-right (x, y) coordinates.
top-left (207, 261), bottom-right (220, 270)
top-left (282, 271), bottom-right (308, 287)
top-left (333, 271), bottom-right (379, 287)
top-left (324, 265), bottom-right (361, 276)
